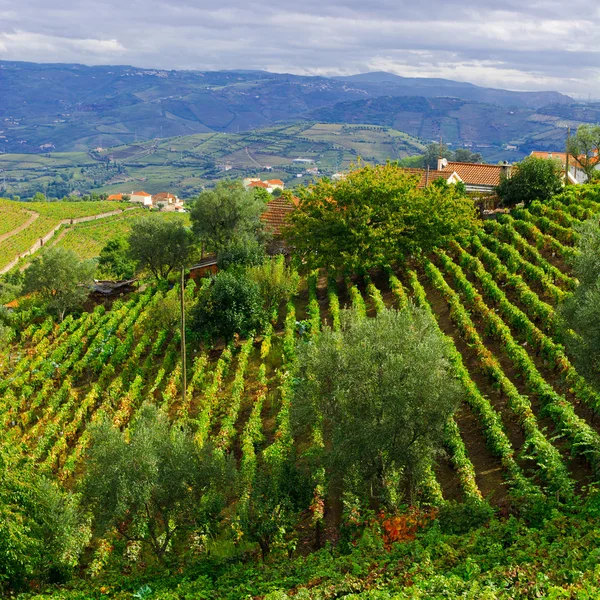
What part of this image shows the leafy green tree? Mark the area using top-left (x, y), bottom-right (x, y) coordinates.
top-left (191, 270), bottom-right (265, 342)
top-left (82, 404), bottom-right (230, 563)
top-left (238, 460), bottom-right (308, 560)
top-left (190, 181), bottom-right (266, 253)
top-left (23, 248), bottom-right (96, 321)
top-left (247, 255), bottom-right (299, 319)
top-left (567, 124), bottom-right (600, 182)
top-left (423, 142), bottom-right (453, 169)
top-left (97, 237), bottom-right (137, 280)
top-left (0, 449), bottom-right (87, 593)
top-left (454, 148), bottom-right (483, 163)
top-left (560, 218), bottom-right (600, 389)
top-left (127, 216), bottom-right (192, 281)
top-left (285, 163), bottom-right (476, 273)
top-left (496, 156), bottom-right (563, 208)
top-left (217, 236), bottom-right (266, 271)
top-left (291, 306), bottom-right (462, 506)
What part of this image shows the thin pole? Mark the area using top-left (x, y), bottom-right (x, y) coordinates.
top-left (180, 267), bottom-right (187, 405)
top-left (565, 127), bottom-right (571, 185)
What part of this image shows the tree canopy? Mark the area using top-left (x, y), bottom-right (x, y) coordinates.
top-left (496, 155), bottom-right (563, 208)
top-left (567, 124), bottom-right (600, 182)
top-left (97, 237), bottom-right (137, 280)
top-left (559, 218), bottom-right (600, 390)
top-left (291, 305), bottom-right (462, 506)
top-left (189, 181), bottom-right (267, 254)
top-left (23, 247), bottom-right (96, 321)
top-left (127, 216), bottom-right (192, 281)
top-left (285, 163), bottom-right (476, 273)
top-left (82, 404), bottom-right (230, 562)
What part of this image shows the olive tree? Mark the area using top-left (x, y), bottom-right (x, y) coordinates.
top-left (567, 124), bottom-right (600, 182)
top-left (23, 247), bottom-right (96, 321)
top-left (291, 306), bottom-right (462, 507)
top-left (127, 216), bottom-right (192, 281)
top-left (560, 218), bottom-right (600, 389)
top-left (190, 180), bottom-right (266, 254)
top-left (82, 404), bottom-right (231, 563)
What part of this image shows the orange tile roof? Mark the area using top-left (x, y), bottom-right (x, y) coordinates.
top-left (261, 196), bottom-right (298, 235)
top-left (152, 192), bottom-right (179, 201)
top-left (248, 181), bottom-right (269, 188)
top-left (132, 190), bottom-right (151, 196)
top-left (107, 193), bottom-right (123, 201)
top-left (266, 179), bottom-right (284, 185)
top-left (399, 168), bottom-right (453, 188)
top-left (440, 162), bottom-right (507, 187)
top-left (530, 150), bottom-right (597, 170)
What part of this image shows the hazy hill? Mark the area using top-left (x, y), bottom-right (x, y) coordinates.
top-left (0, 60), bottom-right (574, 154)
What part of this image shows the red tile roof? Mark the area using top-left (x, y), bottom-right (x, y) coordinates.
top-left (107, 193), bottom-right (124, 201)
top-left (132, 190), bottom-right (151, 196)
top-left (152, 192), bottom-right (179, 202)
top-left (266, 179), bottom-right (284, 185)
top-left (440, 162), bottom-right (507, 187)
top-left (261, 196), bottom-right (298, 235)
top-left (399, 168), bottom-right (454, 188)
top-left (248, 181), bottom-right (269, 189)
top-left (530, 151), bottom-right (597, 170)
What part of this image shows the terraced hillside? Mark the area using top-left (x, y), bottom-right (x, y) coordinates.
top-left (2, 190), bottom-right (599, 541)
top-left (0, 199), bottom-right (138, 272)
top-left (0, 123), bottom-right (425, 200)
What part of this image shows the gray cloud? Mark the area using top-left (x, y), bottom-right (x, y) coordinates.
top-left (1, 0), bottom-right (600, 96)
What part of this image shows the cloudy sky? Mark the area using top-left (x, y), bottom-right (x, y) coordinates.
top-left (1, 0), bottom-right (599, 97)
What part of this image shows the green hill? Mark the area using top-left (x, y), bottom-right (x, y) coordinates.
top-left (3, 186), bottom-right (600, 597)
top-left (0, 123), bottom-right (426, 199)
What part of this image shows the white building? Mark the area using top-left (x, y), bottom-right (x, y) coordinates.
top-left (130, 190), bottom-right (153, 206)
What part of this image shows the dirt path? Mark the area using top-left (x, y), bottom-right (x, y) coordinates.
top-left (0, 207), bottom-right (139, 275)
top-left (0, 211), bottom-right (38, 243)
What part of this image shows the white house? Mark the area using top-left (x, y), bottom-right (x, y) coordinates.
top-left (130, 190), bottom-right (153, 206)
top-left (529, 151), bottom-right (589, 184)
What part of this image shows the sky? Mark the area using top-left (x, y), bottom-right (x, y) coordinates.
top-left (1, 0), bottom-right (600, 97)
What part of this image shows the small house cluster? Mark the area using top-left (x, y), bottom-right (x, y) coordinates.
top-left (107, 191), bottom-right (185, 211)
top-left (243, 178), bottom-right (285, 193)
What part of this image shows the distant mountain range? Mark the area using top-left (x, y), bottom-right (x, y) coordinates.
top-left (0, 60), bottom-right (590, 156)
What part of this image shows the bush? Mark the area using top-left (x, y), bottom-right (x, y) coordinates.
top-left (437, 500), bottom-right (494, 535)
top-left (217, 236), bottom-right (266, 271)
top-left (192, 270), bottom-right (266, 342)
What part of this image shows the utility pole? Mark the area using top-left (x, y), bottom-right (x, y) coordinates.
top-left (565, 127), bottom-right (571, 185)
top-left (180, 267), bottom-right (187, 405)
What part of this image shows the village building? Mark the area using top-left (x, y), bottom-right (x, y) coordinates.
top-left (152, 192), bottom-right (184, 210)
top-left (107, 193), bottom-right (124, 201)
top-left (243, 178), bottom-right (286, 193)
top-left (529, 151), bottom-right (590, 184)
top-left (129, 190), bottom-right (153, 206)
top-left (400, 167), bottom-right (463, 188)
top-left (438, 158), bottom-right (510, 194)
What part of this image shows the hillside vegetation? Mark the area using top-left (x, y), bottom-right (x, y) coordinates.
top-left (0, 61), bottom-right (572, 155)
top-left (3, 177), bottom-right (600, 596)
top-left (0, 123), bottom-right (425, 199)
top-left (0, 199), bottom-right (134, 272)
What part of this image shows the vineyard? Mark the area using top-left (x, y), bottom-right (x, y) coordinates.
top-left (0, 199), bottom-right (147, 270)
top-left (3, 188), bottom-right (600, 596)
top-left (51, 209), bottom-right (189, 259)
top-left (2, 193), bottom-right (599, 509)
